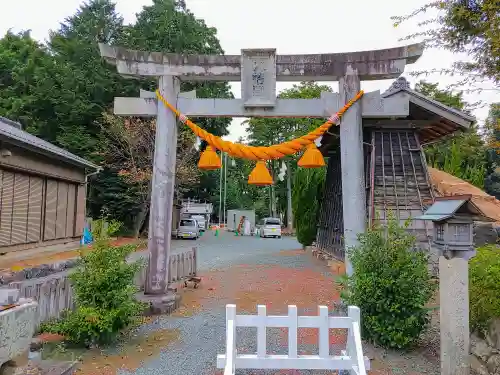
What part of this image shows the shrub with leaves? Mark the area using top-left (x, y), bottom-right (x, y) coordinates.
top-left (45, 239), bottom-right (144, 346)
top-left (91, 217), bottom-right (123, 239)
top-left (340, 215), bottom-right (435, 349)
top-left (470, 245), bottom-right (500, 334)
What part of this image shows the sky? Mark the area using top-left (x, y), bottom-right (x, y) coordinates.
top-left (1, 0), bottom-right (499, 141)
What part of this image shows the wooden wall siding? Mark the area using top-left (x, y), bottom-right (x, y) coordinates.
top-left (369, 130), bottom-right (433, 249)
top-left (74, 185), bottom-right (85, 236)
top-left (11, 173), bottom-right (30, 244)
top-left (0, 167), bottom-right (82, 248)
top-left (0, 171), bottom-right (14, 246)
top-left (27, 176), bottom-right (43, 243)
top-left (0, 170), bottom-right (14, 246)
top-left (43, 179), bottom-right (80, 241)
top-left (0, 170), bottom-right (45, 246)
top-left (44, 180), bottom-right (58, 241)
top-left (55, 182), bottom-right (68, 239)
top-left (65, 184), bottom-right (76, 238)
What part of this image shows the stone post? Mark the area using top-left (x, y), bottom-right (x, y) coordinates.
top-left (339, 66), bottom-right (366, 276)
top-left (145, 75), bottom-right (180, 295)
top-left (440, 255), bottom-right (471, 375)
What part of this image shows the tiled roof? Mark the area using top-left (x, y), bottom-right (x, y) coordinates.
top-left (0, 116), bottom-right (99, 171)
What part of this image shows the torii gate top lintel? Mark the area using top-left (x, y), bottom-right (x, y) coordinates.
top-left (98, 42), bottom-right (424, 82)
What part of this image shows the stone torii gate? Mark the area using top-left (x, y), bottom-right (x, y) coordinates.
top-left (99, 43), bottom-right (422, 298)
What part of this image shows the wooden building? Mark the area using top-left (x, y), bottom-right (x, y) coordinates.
top-left (0, 117), bottom-right (100, 256)
top-left (316, 77), bottom-right (476, 268)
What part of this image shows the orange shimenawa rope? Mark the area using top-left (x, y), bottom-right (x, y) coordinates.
top-left (155, 90), bottom-right (364, 161)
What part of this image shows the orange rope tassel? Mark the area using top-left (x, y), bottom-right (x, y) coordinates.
top-left (198, 146), bottom-right (221, 170)
top-left (248, 161), bottom-right (273, 186)
top-left (156, 90), bottom-right (364, 161)
top-left (298, 143), bottom-right (326, 168)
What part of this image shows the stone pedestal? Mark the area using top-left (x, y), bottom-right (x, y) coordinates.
top-left (136, 292), bottom-right (181, 316)
top-left (440, 256), bottom-right (470, 375)
top-left (0, 297), bottom-right (38, 369)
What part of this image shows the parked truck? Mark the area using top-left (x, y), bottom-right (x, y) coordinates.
top-left (180, 199), bottom-right (213, 231)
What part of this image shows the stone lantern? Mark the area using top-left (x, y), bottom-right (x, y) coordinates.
top-left (415, 194), bottom-right (495, 375)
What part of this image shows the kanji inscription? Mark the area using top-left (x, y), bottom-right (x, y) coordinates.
top-left (241, 49), bottom-right (276, 107)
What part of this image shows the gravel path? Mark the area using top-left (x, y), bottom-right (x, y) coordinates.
top-left (75, 231), bottom-right (440, 375)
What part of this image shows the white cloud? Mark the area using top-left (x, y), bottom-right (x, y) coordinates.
top-left (2, 0), bottom-right (498, 142)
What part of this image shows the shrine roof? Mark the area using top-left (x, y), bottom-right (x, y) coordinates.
top-left (319, 77), bottom-right (475, 153)
top-left (415, 195), bottom-right (495, 222)
top-left (0, 116), bottom-right (100, 171)
top-left (381, 77), bottom-right (475, 144)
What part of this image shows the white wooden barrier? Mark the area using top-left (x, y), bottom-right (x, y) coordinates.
top-left (217, 304), bottom-right (370, 375)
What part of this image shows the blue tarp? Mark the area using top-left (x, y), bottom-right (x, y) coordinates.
top-left (81, 227), bottom-right (93, 245)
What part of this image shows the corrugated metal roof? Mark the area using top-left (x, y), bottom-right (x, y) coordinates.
top-left (0, 117), bottom-right (99, 171)
top-left (415, 214), bottom-right (453, 221)
top-left (414, 199), bottom-right (467, 221)
top-left (426, 199), bottom-right (466, 215)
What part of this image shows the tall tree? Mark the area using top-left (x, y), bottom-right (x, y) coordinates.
top-left (484, 103), bottom-right (500, 198)
top-left (392, 0), bottom-right (499, 87)
top-left (48, 0), bottom-right (140, 157)
top-left (416, 81), bottom-right (487, 187)
top-left (0, 31), bottom-right (79, 141)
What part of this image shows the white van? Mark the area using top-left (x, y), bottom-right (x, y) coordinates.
top-left (258, 217), bottom-right (282, 238)
top-left (177, 219), bottom-right (200, 239)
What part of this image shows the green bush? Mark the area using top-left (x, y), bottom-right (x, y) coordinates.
top-left (292, 167), bottom-right (326, 246)
top-left (45, 239), bottom-right (144, 346)
top-left (470, 245), bottom-right (500, 334)
top-left (340, 215), bottom-right (435, 349)
top-left (91, 218), bottom-right (123, 239)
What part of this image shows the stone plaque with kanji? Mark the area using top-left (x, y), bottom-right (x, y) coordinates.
top-left (241, 49), bottom-right (276, 107)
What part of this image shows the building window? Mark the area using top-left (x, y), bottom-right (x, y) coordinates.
top-left (450, 223), bottom-right (470, 243)
top-left (435, 224), bottom-right (444, 241)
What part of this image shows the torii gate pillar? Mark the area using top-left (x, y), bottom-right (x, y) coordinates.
top-left (146, 75), bottom-right (180, 295)
top-left (339, 67), bottom-right (365, 275)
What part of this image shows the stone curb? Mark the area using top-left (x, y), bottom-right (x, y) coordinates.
top-left (0, 259), bottom-right (80, 286)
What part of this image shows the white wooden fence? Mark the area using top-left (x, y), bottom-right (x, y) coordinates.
top-left (217, 304), bottom-right (370, 375)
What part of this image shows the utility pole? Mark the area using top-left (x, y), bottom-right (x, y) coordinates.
top-left (218, 151), bottom-right (223, 226)
top-left (286, 159), bottom-right (293, 231)
top-left (223, 152), bottom-right (228, 226)
top-left (271, 160), bottom-right (277, 217)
